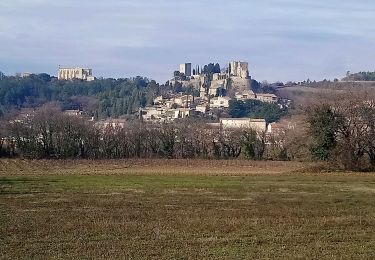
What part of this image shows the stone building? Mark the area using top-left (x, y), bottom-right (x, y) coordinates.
top-left (235, 90), bottom-right (256, 100)
top-left (58, 67), bottom-right (95, 81)
top-left (227, 61), bottom-right (251, 93)
top-left (228, 61), bottom-right (249, 79)
top-left (213, 73), bottom-right (228, 81)
top-left (210, 96), bottom-right (231, 108)
top-left (256, 93), bottom-right (278, 103)
top-left (179, 63), bottom-right (192, 77)
top-left (220, 118), bottom-right (267, 132)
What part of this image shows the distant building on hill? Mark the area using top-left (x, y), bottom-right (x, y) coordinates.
top-left (179, 63), bottom-right (192, 77)
top-left (58, 67), bottom-right (95, 81)
top-left (16, 72), bottom-right (33, 78)
top-left (228, 61), bottom-right (249, 79)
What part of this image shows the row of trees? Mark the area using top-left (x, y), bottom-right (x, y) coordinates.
top-left (0, 104), bottom-right (270, 160)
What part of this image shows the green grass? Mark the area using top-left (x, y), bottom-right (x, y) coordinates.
top-left (1, 162), bottom-right (375, 259)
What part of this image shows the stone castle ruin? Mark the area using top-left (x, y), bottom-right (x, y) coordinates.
top-left (170, 61), bottom-right (252, 98)
top-left (209, 61), bottom-right (251, 97)
top-left (228, 61), bottom-right (249, 79)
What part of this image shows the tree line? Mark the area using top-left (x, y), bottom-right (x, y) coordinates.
top-left (2, 90), bottom-right (375, 172)
top-left (0, 104), bottom-right (268, 160)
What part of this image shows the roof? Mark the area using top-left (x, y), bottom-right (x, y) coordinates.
top-left (59, 67), bottom-right (92, 70)
top-left (221, 118), bottom-right (266, 122)
top-left (211, 96), bottom-right (231, 100)
top-left (257, 93), bottom-right (278, 98)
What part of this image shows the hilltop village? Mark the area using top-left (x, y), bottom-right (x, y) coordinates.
top-left (141, 61), bottom-right (279, 125)
top-left (3, 61), bottom-right (288, 134)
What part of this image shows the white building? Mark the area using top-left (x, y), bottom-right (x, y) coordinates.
top-left (179, 63), bottom-right (192, 77)
top-left (220, 118), bottom-right (267, 132)
top-left (210, 96), bottom-right (231, 108)
top-left (195, 105), bottom-right (208, 114)
top-left (58, 67), bottom-right (95, 81)
top-left (174, 108), bottom-right (192, 119)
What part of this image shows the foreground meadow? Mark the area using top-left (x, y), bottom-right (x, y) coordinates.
top-left (1, 160), bottom-right (375, 259)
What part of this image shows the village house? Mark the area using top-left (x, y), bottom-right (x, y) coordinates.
top-left (195, 104), bottom-right (208, 114)
top-left (173, 94), bottom-right (195, 108)
top-left (153, 96), bottom-right (165, 105)
top-left (210, 96), bottom-right (231, 108)
top-left (174, 108), bottom-right (192, 119)
top-left (141, 107), bottom-right (164, 121)
top-left (235, 90), bottom-right (256, 100)
top-left (235, 91), bottom-right (278, 103)
top-left (256, 93), bottom-right (278, 103)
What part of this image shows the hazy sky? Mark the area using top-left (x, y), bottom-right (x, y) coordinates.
top-left (1, 0), bottom-right (374, 82)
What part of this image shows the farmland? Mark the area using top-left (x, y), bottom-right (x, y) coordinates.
top-left (1, 160), bottom-right (375, 259)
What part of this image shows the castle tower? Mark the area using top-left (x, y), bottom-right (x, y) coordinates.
top-left (179, 63), bottom-right (192, 77)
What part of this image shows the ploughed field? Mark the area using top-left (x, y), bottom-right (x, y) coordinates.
top-left (1, 160), bottom-right (375, 259)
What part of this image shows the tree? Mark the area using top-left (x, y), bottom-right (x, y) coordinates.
top-left (239, 128), bottom-right (267, 160)
top-left (307, 104), bottom-right (338, 161)
top-left (158, 123), bottom-right (176, 158)
top-left (306, 89), bottom-right (375, 170)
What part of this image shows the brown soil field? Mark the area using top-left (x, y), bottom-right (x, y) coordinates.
top-left (0, 159), bottom-right (315, 176)
top-left (1, 159), bottom-right (375, 259)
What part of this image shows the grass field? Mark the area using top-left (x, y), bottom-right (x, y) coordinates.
top-left (1, 160), bottom-right (375, 259)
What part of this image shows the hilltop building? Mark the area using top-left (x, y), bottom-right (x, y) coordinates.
top-left (58, 67), bottom-right (95, 81)
top-left (16, 72), bottom-right (32, 78)
top-left (179, 63), bottom-right (192, 77)
top-left (228, 61), bottom-right (250, 79)
top-left (227, 61), bottom-right (251, 92)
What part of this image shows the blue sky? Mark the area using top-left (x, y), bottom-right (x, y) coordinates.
top-left (0, 0), bottom-right (374, 82)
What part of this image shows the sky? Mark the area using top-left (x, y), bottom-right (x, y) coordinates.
top-left (0, 0), bottom-right (375, 83)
